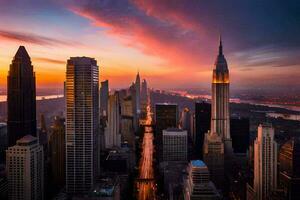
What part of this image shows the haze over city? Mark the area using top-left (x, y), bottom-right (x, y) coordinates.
top-left (0, 0), bottom-right (299, 90)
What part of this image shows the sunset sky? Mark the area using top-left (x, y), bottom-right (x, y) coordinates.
top-left (0, 0), bottom-right (299, 90)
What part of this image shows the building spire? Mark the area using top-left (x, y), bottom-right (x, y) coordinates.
top-left (136, 67), bottom-right (140, 80)
top-left (135, 67), bottom-right (140, 84)
top-left (219, 34), bottom-right (223, 55)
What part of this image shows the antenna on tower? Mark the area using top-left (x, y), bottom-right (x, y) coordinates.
top-left (219, 33), bottom-right (223, 55)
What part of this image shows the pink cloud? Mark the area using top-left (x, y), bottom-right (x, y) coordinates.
top-left (67, 1), bottom-right (218, 72)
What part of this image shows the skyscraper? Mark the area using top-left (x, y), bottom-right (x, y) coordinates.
top-left (105, 91), bottom-right (121, 148)
top-left (155, 103), bottom-right (178, 136)
top-left (155, 103), bottom-right (178, 162)
top-left (65, 57), bottom-right (99, 195)
top-left (7, 46), bottom-right (36, 146)
top-left (203, 37), bottom-right (231, 190)
top-left (99, 80), bottom-right (109, 152)
top-left (48, 116), bottom-right (65, 187)
top-left (180, 108), bottom-right (191, 137)
top-left (195, 101), bottom-right (211, 159)
top-left (135, 71), bottom-right (141, 114)
top-left (162, 128), bottom-right (187, 162)
top-left (183, 160), bottom-right (221, 200)
top-left (129, 83), bottom-right (138, 132)
top-left (100, 80), bottom-right (109, 117)
top-left (120, 95), bottom-right (135, 147)
top-left (279, 138), bottom-right (300, 200)
top-left (0, 123), bottom-right (7, 163)
top-left (38, 114), bottom-right (47, 147)
top-left (140, 79), bottom-right (148, 115)
top-left (141, 79), bottom-right (148, 101)
top-left (203, 131), bottom-right (224, 190)
top-left (6, 135), bottom-right (44, 200)
top-left (210, 36), bottom-right (232, 153)
top-left (252, 124), bottom-right (277, 200)
top-left (230, 117), bottom-right (250, 154)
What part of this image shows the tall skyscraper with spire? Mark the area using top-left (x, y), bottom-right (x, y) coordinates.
top-left (211, 36), bottom-right (230, 143)
top-left (7, 46), bottom-right (36, 147)
top-left (203, 36), bottom-right (232, 191)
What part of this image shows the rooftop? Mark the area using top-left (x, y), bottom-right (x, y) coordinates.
top-left (89, 177), bottom-right (118, 197)
top-left (0, 123), bottom-right (7, 127)
top-left (106, 150), bottom-right (128, 161)
top-left (68, 56), bottom-right (97, 65)
top-left (165, 128), bottom-right (184, 132)
top-left (259, 123), bottom-right (273, 128)
top-left (191, 160), bottom-right (206, 168)
top-left (16, 134), bottom-right (37, 145)
top-left (163, 128), bottom-right (187, 136)
top-left (156, 103), bottom-right (178, 106)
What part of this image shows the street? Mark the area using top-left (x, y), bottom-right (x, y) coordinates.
top-left (137, 103), bottom-right (156, 200)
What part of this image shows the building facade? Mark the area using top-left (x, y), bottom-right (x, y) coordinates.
top-left (140, 79), bottom-right (148, 115)
top-left (155, 103), bottom-right (178, 161)
top-left (120, 96), bottom-right (135, 147)
top-left (203, 37), bottom-right (231, 190)
top-left (279, 138), bottom-right (300, 200)
top-left (195, 101), bottom-right (211, 159)
top-left (7, 46), bottom-right (36, 146)
top-left (65, 57), bottom-right (99, 195)
top-left (210, 37), bottom-right (230, 144)
top-left (180, 108), bottom-right (191, 137)
top-left (203, 131), bottom-right (224, 190)
top-left (230, 117), bottom-right (250, 154)
top-left (6, 135), bottom-right (44, 200)
top-left (253, 124), bottom-right (277, 200)
top-left (162, 128), bottom-right (187, 161)
top-left (155, 103), bottom-right (178, 136)
top-left (49, 116), bottom-right (65, 187)
top-left (100, 80), bottom-right (109, 117)
top-left (135, 72), bottom-right (141, 115)
top-left (183, 160), bottom-right (220, 200)
top-left (105, 92), bottom-right (121, 148)
top-left (0, 123), bottom-right (7, 163)
top-left (129, 83), bottom-right (138, 132)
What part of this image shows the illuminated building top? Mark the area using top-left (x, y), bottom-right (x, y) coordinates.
top-left (213, 36), bottom-right (229, 84)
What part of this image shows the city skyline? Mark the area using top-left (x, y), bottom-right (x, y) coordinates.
top-left (0, 1), bottom-right (300, 199)
top-left (0, 0), bottom-right (299, 90)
